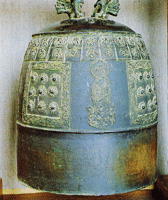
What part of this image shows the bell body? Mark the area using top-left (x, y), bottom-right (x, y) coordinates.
top-left (17, 18), bottom-right (157, 195)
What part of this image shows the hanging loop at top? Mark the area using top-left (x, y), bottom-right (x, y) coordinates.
top-left (55, 0), bottom-right (120, 20)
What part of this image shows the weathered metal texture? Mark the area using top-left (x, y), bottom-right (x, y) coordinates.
top-left (17, 2), bottom-right (158, 195)
top-left (17, 124), bottom-right (157, 195)
top-left (17, 26), bottom-right (157, 132)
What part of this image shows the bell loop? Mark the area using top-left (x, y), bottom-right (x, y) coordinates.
top-left (55, 0), bottom-right (120, 19)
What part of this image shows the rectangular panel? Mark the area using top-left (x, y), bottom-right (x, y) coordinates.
top-left (22, 62), bottom-right (71, 129)
top-left (126, 60), bottom-right (157, 125)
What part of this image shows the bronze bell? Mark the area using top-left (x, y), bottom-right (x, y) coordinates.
top-left (17, 0), bottom-right (157, 195)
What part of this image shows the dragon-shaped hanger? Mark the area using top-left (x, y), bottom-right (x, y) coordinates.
top-left (92, 0), bottom-right (120, 19)
top-left (55, 0), bottom-right (120, 19)
top-left (56, 0), bottom-right (85, 19)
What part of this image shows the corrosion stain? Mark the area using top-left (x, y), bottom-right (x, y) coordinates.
top-left (117, 126), bottom-right (157, 188)
top-left (17, 127), bottom-right (71, 189)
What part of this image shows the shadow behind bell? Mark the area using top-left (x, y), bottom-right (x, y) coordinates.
top-left (17, 0), bottom-right (157, 196)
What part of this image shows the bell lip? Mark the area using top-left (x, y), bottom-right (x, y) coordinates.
top-left (33, 17), bottom-right (135, 36)
top-left (18, 177), bottom-right (158, 196)
top-left (17, 120), bottom-right (157, 134)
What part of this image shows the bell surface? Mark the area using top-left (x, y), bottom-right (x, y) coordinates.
top-left (17, 1), bottom-right (158, 196)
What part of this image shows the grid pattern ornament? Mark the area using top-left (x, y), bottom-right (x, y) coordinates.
top-left (126, 61), bottom-right (157, 125)
top-left (24, 33), bottom-right (150, 63)
top-left (20, 32), bottom-right (156, 129)
top-left (22, 62), bottom-right (71, 129)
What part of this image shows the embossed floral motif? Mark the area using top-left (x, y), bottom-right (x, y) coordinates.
top-left (138, 101), bottom-right (146, 113)
top-left (105, 48), bottom-right (115, 58)
top-left (126, 60), bottom-right (157, 125)
top-left (152, 96), bottom-right (157, 106)
top-left (143, 71), bottom-right (151, 81)
top-left (145, 84), bottom-right (152, 94)
top-left (48, 86), bottom-right (59, 97)
top-left (21, 33), bottom-right (155, 130)
top-left (27, 100), bottom-right (35, 112)
top-left (147, 99), bottom-right (154, 112)
top-left (22, 62), bottom-right (71, 128)
top-left (25, 33), bottom-right (151, 63)
top-left (37, 48), bottom-right (47, 60)
top-left (113, 36), bottom-right (126, 47)
top-left (140, 47), bottom-right (150, 59)
top-left (136, 72), bottom-right (143, 82)
top-left (135, 37), bottom-right (145, 47)
top-left (29, 38), bottom-right (41, 48)
top-left (49, 102), bottom-right (59, 114)
top-left (38, 85), bottom-right (47, 96)
top-left (50, 73), bottom-right (60, 85)
top-left (119, 48), bottom-right (130, 58)
top-left (135, 37), bottom-right (150, 60)
top-left (39, 73), bottom-right (48, 84)
top-left (50, 48), bottom-right (64, 60)
top-left (67, 48), bottom-right (79, 58)
top-left (68, 37), bottom-right (82, 48)
top-left (85, 37), bottom-right (97, 46)
top-left (86, 49), bottom-right (99, 59)
top-left (99, 36), bottom-right (111, 46)
top-left (130, 47), bottom-right (140, 59)
top-left (137, 87), bottom-right (145, 97)
top-left (125, 36), bottom-right (136, 46)
top-left (29, 87), bottom-right (36, 97)
top-left (29, 48), bottom-right (38, 60)
top-left (37, 101), bottom-right (46, 112)
top-left (31, 72), bottom-right (38, 83)
top-left (41, 38), bottom-right (52, 47)
top-left (53, 37), bottom-right (65, 47)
